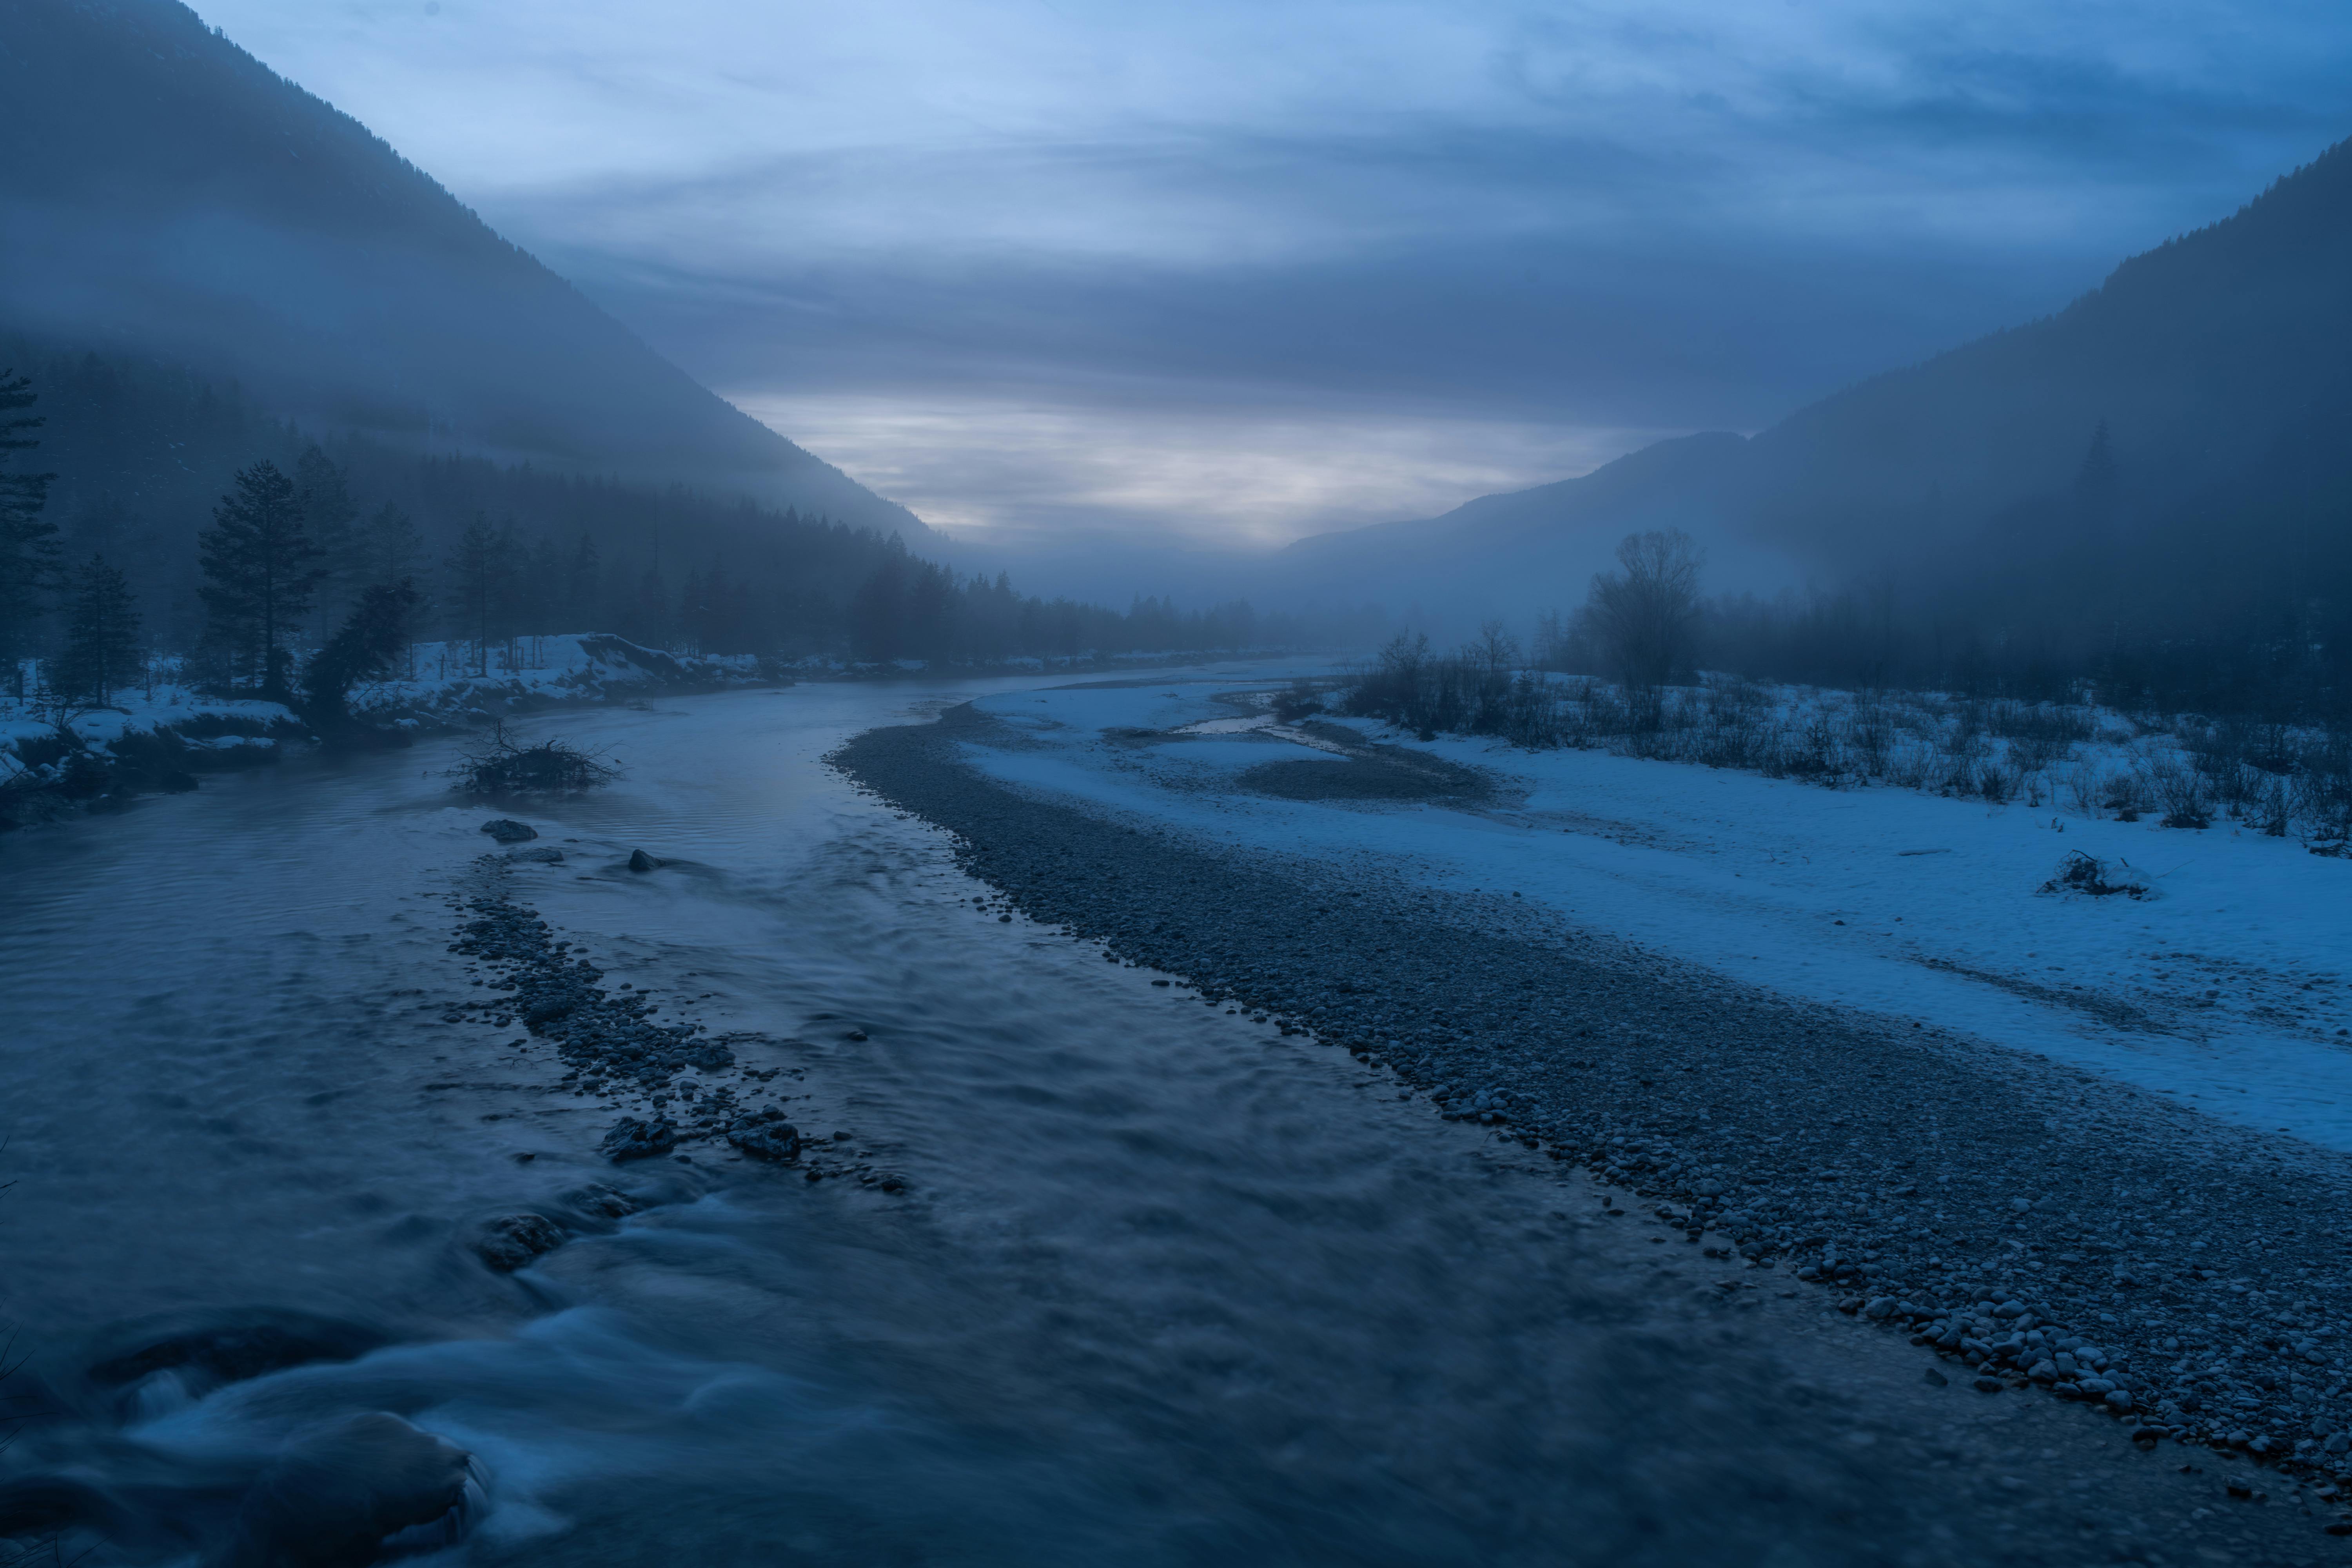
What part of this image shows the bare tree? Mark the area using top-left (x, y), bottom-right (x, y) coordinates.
top-left (1582, 529), bottom-right (1704, 689)
top-left (1471, 617), bottom-right (1519, 676)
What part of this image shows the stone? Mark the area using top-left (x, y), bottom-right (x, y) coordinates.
top-left (473, 1213), bottom-right (566, 1272)
top-left (2105, 1390), bottom-right (2135, 1412)
top-left (628, 848), bottom-right (661, 873)
top-left (479, 819), bottom-right (536, 844)
top-left (727, 1112), bottom-right (802, 1163)
top-left (229, 1412), bottom-right (479, 1566)
top-left (1972, 1376), bottom-right (2005, 1394)
top-left (600, 1116), bottom-right (678, 1162)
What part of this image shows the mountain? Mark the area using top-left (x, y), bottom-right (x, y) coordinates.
top-left (0, 0), bottom-right (928, 537)
top-left (1282, 134), bottom-right (2352, 622)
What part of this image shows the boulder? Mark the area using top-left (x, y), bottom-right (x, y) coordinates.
top-left (627, 848), bottom-right (662, 873)
top-left (229, 1412), bottom-right (481, 1568)
top-left (726, 1110), bottom-right (802, 1163)
top-left (472, 1213), bottom-right (566, 1272)
top-left (479, 819), bottom-right (536, 844)
top-left (600, 1116), bottom-right (678, 1162)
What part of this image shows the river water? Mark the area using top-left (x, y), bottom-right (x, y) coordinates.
top-left (1, 677), bottom-right (2017, 1566)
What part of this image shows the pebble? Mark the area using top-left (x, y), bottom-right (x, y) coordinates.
top-left (838, 702), bottom-right (2352, 1492)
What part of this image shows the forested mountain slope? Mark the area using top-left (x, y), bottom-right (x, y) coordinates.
top-left (0, 0), bottom-right (926, 537)
top-left (1284, 136), bottom-right (2352, 629)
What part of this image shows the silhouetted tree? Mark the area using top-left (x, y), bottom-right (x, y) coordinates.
top-left (565, 533), bottom-right (601, 631)
top-left (1583, 529), bottom-right (1704, 688)
top-left (2074, 419), bottom-right (2119, 536)
top-left (198, 459), bottom-right (322, 699)
top-left (851, 544), bottom-right (912, 661)
top-left (443, 513), bottom-right (520, 675)
top-left (358, 501), bottom-right (423, 589)
top-left (0, 369), bottom-right (59, 697)
top-left (305, 579), bottom-right (422, 724)
top-left (294, 445), bottom-right (362, 626)
top-left (50, 554), bottom-right (141, 707)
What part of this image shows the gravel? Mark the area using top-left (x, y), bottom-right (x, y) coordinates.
top-left (443, 868), bottom-right (896, 1188)
top-left (840, 701), bottom-right (2352, 1491)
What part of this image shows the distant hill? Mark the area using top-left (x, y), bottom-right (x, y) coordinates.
top-left (1282, 135), bottom-right (2352, 624)
top-left (0, 0), bottom-right (928, 537)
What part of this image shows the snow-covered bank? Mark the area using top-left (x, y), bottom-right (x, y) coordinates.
top-left (842, 693), bottom-right (2352, 1492)
top-left (0, 634), bottom-right (768, 829)
top-left (947, 679), bottom-right (2352, 1156)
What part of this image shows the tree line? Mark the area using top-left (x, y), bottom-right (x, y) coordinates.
top-left (0, 353), bottom-right (1306, 717)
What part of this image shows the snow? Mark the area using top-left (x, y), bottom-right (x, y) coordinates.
top-left (953, 678), bottom-right (2352, 1155)
top-left (0, 633), bottom-right (761, 782)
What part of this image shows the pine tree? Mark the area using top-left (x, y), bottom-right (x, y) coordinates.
top-left (198, 460), bottom-right (324, 699)
top-left (360, 501), bottom-right (425, 588)
top-left (294, 446), bottom-right (363, 627)
top-left (566, 533), bottom-right (601, 631)
top-left (0, 369), bottom-right (60, 698)
top-left (305, 579), bottom-right (421, 724)
top-left (442, 513), bottom-right (519, 675)
top-left (50, 555), bottom-right (142, 707)
top-left (2074, 419), bottom-right (2119, 535)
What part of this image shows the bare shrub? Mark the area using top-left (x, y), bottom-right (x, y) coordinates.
top-left (455, 722), bottom-right (619, 794)
top-left (2063, 761), bottom-right (2105, 817)
top-left (2296, 728), bottom-right (2352, 845)
top-left (1582, 530), bottom-right (1704, 688)
top-left (2138, 755), bottom-right (2212, 829)
top-left (1272, 678), bottom-right (1325, 722)
top-left (1847, 704), bottom-right (1893, 777)
top-left (2101, 771), bottom-right (2145, 821)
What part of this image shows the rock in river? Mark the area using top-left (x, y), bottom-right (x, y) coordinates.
top-left (601, 1116), bottom-right (679, 1162)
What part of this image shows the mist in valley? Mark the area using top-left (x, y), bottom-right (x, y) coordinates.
top-left (9, 2), bottom-right (2352, 1565)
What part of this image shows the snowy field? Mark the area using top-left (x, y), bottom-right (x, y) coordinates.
top-left (954, 678), bottom-right (2352, 1154)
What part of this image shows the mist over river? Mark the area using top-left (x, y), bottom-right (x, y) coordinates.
top-left (0, 676), bottom-right (2256, 1566)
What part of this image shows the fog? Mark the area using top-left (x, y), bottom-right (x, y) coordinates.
top-left (14, 6), bottom-right (2352, 1565)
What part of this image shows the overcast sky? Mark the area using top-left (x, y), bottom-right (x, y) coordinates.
top-left (194, 0), bottom-right (2352, 550)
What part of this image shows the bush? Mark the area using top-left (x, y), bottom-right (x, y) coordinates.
top-left (1272, 679), bottom-right (1325, 723)
top-left (2139, 756), bottom-right (2211, 829)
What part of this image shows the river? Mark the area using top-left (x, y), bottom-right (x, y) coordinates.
top-left (0, 675), bottom-right (2199, 1566)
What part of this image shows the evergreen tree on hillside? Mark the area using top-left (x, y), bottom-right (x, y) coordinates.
top-left (2074, 419), bottom-right (2119, 535)
top-left (443, 513), bottom-right (520, 675)
top-left (566, 534), bottom-right (601, 631)
top-left (631, 559), bottom-right (670, 648)
top-left (294, 445), bottom-right (363, 625)
top-left (358, 501), bottom-right (424, 586)
top-left (305, 579), bottom-right (421, 724)
top-left (0, 369), bottom-right (60, 698)
top-left (50, 554), bottom-right (141, 707)
top-left (198, 459), bottom-right (323, 699)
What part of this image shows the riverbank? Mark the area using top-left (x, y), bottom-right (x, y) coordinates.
top-left (0, 637), bottom-right (1311, 832)
top-left (839, 698), bottom-right (2352, 1530)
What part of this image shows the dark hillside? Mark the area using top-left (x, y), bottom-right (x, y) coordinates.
top-left (0, 0), bottom-right (926, 535)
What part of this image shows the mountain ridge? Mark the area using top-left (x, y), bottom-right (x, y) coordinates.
top-left (0, 0), bottom-right (931, 538)
top-left (1281, 134), bottom-right (2352, 618)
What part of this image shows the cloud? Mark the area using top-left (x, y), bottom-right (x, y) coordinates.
top-left (191, 0), bottom-right (2352, 554)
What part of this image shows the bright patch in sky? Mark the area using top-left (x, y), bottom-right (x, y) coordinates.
top-left (193, 0), bottom-right (2352, 549)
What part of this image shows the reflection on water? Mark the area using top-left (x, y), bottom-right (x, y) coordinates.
top-left (2, 677), bottom-right (2005, 1564)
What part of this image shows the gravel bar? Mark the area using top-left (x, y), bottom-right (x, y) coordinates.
top-left (840, 702), bottom-right (2352, 1505)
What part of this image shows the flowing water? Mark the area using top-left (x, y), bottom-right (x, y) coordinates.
top-left (0, 677), bottom-right (2033, 1566)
